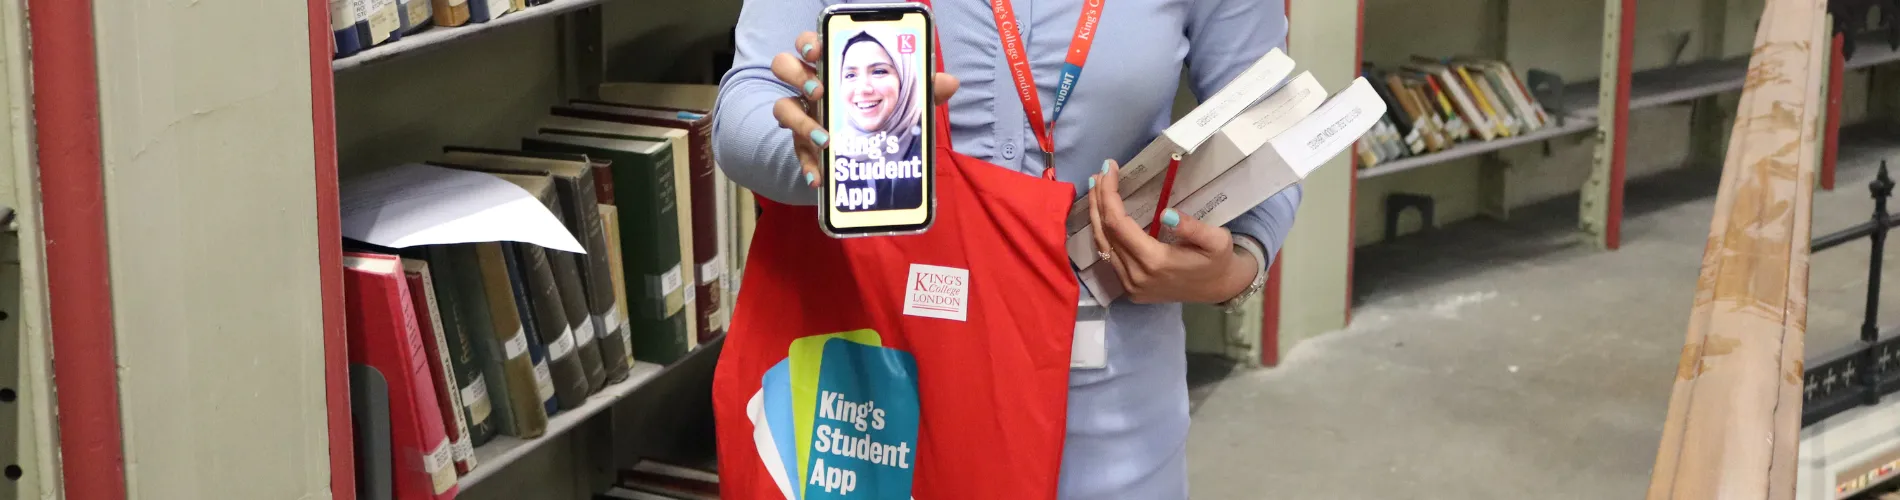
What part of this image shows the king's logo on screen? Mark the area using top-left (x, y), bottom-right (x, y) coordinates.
top-left (897, 34), bottom-right (916, 54)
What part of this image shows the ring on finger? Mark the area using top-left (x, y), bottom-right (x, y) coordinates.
top-left (1097, 250), bottom-right (1113, 262)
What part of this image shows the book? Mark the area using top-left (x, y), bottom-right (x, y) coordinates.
top-left (400, 259), bottom-right (480, 475)
top-left (592, 161), bottom-right (639, 366)
top-left (439, 148), bottom-right (636, 384)
top-left (343, 252), bottom-right (458, 500)
top-left (550, 102), bottom-right (715, 347)
top-left (476, 172), bottom-right (599, 409)
top-left (427, 0), bottom-right (469, 27)
top-left (394, 0), bottom-right (433, 35)
top-left (583, 89), bottom-right (730, 345)
top-left (1101, 49), bottom-right (1299, 204)
top-left (466, 0), bottom-right (512, 23)
top-left (1076, 78), bottom-right (1386, 301)
top-left (521, 131), bottom-right (694, 365)
top-left (615, 460), bottom-right (721, 500)
top-left (472, 242), bottom-right (558, 430)
top-left (330, 0), bottom-right (367, 58)
top-left (1065, 72), bottom-right (1328, 239)
top-left (428, 244), bottom-right (528, 443)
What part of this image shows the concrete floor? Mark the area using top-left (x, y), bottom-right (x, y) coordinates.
top-left (1183, 126), bottom-right (1900, 499)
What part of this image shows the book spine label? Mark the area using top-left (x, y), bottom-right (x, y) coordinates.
top-left (366, 0), bottom-right (399, 44)
top-left (331, 0), bottom-right (355, 30)
top-left (424, 440), bottom-right (456, 495)
top-left (503, 330), bottom-right (529, 359)
top-left (532, 361), bottom-right (555, 402)
top-left (649, 264), bottom-right (684, 308)
top-left (461, 375), bottom-right (492, 424)
top-left (548, 327), bottom-right (576, 361)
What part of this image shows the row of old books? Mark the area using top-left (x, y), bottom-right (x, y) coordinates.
top-left (330, 0), bottom-right (549, 60)
top-left (341, 83), bottom-right (755, 500)
top-left (1353, 58), bottom-right (1555, 168)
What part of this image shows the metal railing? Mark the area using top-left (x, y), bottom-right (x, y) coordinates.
top-left (1802, 162), bottom-right (1900, 427)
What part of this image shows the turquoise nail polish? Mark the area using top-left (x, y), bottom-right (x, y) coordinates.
top-left (1102, 160), bottom-right (1112, 174)
top-left (802, 43), bottom-right (814, 55)
top-left (806, 171), bottom-right (817, 185)
top-left (804, 79), bottom-right (819, 95)
top-left (1088, 177), bottom-right (1097, 189)
top-left (811, 129), bottom-right (829, 147)
top-left (1162, 209), bottom-right (1181, 228)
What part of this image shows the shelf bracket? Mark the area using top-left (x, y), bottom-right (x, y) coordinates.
top-left (558, 5), bottom-right (605, 101)
top-left (1479, 154), bottom-right (1515, 221)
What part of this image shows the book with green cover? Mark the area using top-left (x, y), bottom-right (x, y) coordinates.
top-left (522, 132), bottom-right (691, 365)
top-left (413, 246), bottom-right (498, 449)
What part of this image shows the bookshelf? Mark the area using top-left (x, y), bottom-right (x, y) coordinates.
top-left (332, 0), bottom-right (609, 73)
top-left (458, 361), bottom-right (660, 489)
top-left (321, 1), bottom-right (732, 499)
top-left (1355, 35), bottom-right (1900, 182)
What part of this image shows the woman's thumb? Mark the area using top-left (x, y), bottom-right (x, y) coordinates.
top-left (1160, 208), bottom-right (1230, 252)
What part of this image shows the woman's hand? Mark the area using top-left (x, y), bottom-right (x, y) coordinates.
top-left (1087, 160), bottom-right (1259, 305)
top-left (771, 31), bottom-right (960, 189)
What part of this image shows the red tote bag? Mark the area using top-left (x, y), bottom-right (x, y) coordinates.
top-left (711, 31), bottom-right (1081, 500)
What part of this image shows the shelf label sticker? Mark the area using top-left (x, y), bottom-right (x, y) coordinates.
top-left (425, 440), bottom-right (456, 494)
top-left (504, 330), bottom-right (529, 360)
top-left (548, 328), bottom-right (576, 360)
top-left (462, 376), bottom-right (492, 425)
top-left (533, 361), bottom-right (556, 402)
top-left (594, 313), bottom-right (616, 339)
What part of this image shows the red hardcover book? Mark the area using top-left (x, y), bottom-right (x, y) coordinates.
top-left (345, 252), bottom-right (460, 500)
top-left (402, 261), bottom-right (477, 476)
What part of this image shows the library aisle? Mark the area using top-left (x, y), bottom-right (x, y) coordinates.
top-left (1185, 130), bottom-right (1900, 498)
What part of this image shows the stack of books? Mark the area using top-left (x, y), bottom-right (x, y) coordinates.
top-left (1354, 58), bottom-right (1555, 167)
top-left (1063, 49), bottom-right (1386, 302)
top-left (337, 83), bottom-right (756, 499)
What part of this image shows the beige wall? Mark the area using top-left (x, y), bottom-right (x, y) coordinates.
top-left (91, 0), bottom-right (331, 498)
top-left (1, 0), bottom-right (61, 496)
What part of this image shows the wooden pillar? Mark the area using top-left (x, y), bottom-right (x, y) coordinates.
top-left (1646, 0), bottom-right (1826, 496)
top-left (1581, 0), bottom-right (1634, 250)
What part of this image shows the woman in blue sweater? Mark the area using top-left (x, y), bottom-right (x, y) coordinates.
top-left (711, 0), bottom-right (1302, 497)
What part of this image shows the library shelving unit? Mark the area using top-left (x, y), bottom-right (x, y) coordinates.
top-left (318, 0), bottom-right (726, 498)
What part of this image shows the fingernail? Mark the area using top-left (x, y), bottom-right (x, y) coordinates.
top-left (811, 129), bottom-right (829, 147)
top-left (806, 171), bottom-right (817, 185)
top-left (1088, 177), bottom-right (1097, 189)
top-left (1102, 160), bottom-right (1112, 174)
top-left (1162, 209), bottom-right (1181, 228)
top-left (803, 79), bottom-right (819, 95)
top-left (802, 43), bottom-right (814, 56)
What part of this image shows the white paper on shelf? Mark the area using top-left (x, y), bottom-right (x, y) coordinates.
top-left (340, 163), bottom-right (585, 253)
top-left (1102, 49), bottom-right (1297, 202)
top-left (1063, 72), bottom-right (1328, 236)
top-left (1074, 78), bottom-right (1386, 302)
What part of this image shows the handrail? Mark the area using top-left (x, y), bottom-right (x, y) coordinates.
top-left (1644, 0), bottom-right (1830, 497)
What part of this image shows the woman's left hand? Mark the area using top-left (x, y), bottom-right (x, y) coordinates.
top-left (1087, 159), bottom-right (1258, 305)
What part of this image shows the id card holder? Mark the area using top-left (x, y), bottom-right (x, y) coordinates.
top-left (1072, 288), bottom-right (1108, 370)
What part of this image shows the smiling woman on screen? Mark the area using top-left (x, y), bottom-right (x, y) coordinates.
top-left (829, 27), bottom-right (925, 212)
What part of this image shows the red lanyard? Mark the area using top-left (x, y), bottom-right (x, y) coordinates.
top-left (989, 0), bottom-right (1104, 176)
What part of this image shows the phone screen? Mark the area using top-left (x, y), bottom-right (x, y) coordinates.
top-left (823, 7), bottom-right (933, 235)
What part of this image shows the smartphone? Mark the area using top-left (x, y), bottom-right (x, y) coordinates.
top-left (818, 2), bottom-right (936, 238)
